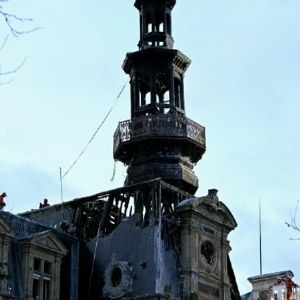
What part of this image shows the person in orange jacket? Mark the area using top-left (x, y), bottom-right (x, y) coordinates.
top-left (0, 192), bottom-right (7, 209)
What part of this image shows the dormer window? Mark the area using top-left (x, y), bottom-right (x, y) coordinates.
top-left (19, 231), bottom-right (67, 300)
top-left (33, 258), bottom-right (52, 300)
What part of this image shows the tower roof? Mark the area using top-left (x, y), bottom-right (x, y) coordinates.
top-left (134, 0), bottom-right (176, 10)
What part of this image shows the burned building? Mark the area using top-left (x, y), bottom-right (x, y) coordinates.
top-left (0, 1), bottom-right (240, 299)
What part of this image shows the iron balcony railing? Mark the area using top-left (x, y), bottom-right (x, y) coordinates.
top-left (113, 114), bottom-right (205, 153)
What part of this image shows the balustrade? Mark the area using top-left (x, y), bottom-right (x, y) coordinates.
top-left (114, 114), bottom-right (205, 153)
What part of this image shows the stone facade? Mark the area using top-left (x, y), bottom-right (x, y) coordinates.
top-left (177, 190), bottom-right (238, 300)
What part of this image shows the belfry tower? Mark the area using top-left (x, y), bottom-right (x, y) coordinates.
top-left (20, 2), bottom-right (240, 300)
top-left (114, 0), bottom-right (206, 194)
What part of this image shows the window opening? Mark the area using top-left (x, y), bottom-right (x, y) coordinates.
top-left (139, 76), bottom-right (150, 107)
top-left (44, 261), bottom-right (51, 275)
top-left (33, 278), bottom-right (40, 300)
top-left (43, 279), bottom-right (50, 300)
top-left (111, 267), bottom-right (122, 287)
top-left (34, 258), bottom-right (41, 272)
top-left (164, 91), bottom-right (171, 104)
top-left (201, 241), bottom-right (215, 265)
top-left (32, 258), bottom-right (53, 300)
top-left (158, 22), bottom-right (164, 32)
top-left (162, 91), bottom-right (170, 114)
top-left (145, 92), bottom-right (151, 105)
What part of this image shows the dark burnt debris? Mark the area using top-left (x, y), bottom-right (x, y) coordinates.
top-left (21, 178), bottom-right (191, 242)
top-left (19, 179), bottom-right (239, 300)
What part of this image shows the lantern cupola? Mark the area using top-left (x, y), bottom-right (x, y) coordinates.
top-left (135, 0), bottom-right (175, 50)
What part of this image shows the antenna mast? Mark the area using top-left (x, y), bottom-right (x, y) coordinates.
top-left (259, 199), bottom-right (262, 275)
top-left (60, 167), bottom-right (64, 220)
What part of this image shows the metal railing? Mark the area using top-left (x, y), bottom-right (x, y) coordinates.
top-left (114, 114), bottom-right (205, 153)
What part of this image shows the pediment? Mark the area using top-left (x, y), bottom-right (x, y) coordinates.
top-left (23, 231), bottom-right (68, 255)
top-left (176, 194), bottom-right (237, 230)
top-left (194, 199), bottom-right (237, 230)
top-left (0, 216), bottom-right (15, 238)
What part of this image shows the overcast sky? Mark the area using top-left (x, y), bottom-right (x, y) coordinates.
top-left (1, 0), bottom-right (300, 294)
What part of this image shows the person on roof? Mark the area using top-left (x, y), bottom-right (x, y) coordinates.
top-left (0, 192), bottom-right (7, 210)
top-left (39, 198), bottom-right (50, 209)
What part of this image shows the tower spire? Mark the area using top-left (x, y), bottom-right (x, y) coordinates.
top-left (135, 0), bottom-right (175, 50)
top-left (113, 0), bottom-right (206, 194)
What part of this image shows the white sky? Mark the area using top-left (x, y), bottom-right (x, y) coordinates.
top-left (1, 0), bottom-right (300, 295)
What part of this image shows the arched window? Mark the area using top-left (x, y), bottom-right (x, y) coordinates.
top-left (145, 92), bottom-right (151, 105)
top-left (164, 90), bottom-right (171, 113)
top-left (158, 22), bottom-right (164, 32)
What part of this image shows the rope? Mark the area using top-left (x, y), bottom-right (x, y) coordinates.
top-left (110, 159), bottom-right (117, 182)
top-left (86, 216), bottom-right (103, 300)
top-left (63, 81), bottom-right (127, 179)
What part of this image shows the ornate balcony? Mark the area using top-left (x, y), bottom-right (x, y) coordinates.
top-left (113, 114), bottom-right (206, 157)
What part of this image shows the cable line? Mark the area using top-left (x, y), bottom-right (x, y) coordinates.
top-left (62, 81), bottom-right (127, 179)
